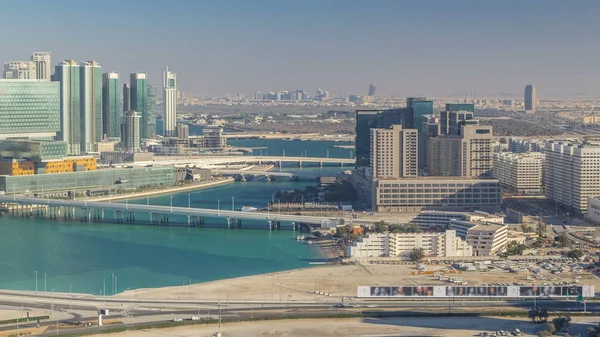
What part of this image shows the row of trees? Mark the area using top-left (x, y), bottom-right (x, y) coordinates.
top-left (373, 221), bottom-right (422, 234)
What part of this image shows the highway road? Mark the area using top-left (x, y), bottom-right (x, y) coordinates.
top-left (0, 289), bottom-right (595, 336)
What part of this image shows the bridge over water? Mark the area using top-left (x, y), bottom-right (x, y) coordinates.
top-left (0, 196), bottom-right (344, 230)
top-left (128, 156), bottom-right (355, 169)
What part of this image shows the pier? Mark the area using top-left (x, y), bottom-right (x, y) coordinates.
top-left (0, 196), bottom-right (344, 230)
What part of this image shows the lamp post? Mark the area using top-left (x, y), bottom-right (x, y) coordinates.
top-left (231, 197), bottom-right (235, 211)
top-left (217, 199), bottom-right (220, 215)
top-left (170, 196), bottom-right (173, 212)
top-left (33, 271), bottom-right (38, 292)
top-left (188, 193), bottom-right (191, 208)
top-left (44, 273), bottom-right (47, 292)
top-left (282, 150), bottom-right (285, 157)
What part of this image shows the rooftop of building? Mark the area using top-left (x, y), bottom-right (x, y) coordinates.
top-left (416, 210), bottom-right (504, 218)
top-left (377, 176), bottom-right (500, 182)
top-left (468, 223), bottom-right (507, 232)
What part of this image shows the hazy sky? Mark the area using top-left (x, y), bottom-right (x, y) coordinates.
top-left (2, 0), bottom-right (600, 97)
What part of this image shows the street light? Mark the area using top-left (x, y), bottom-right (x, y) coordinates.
top-left (282, 150), bottom-right (285, 157)
top-left (170, 196), bottom-right (173, 212)
top-left (33, 271), bottom-right (38, 292)
top-left (188, 193), bottom-right (191, 208)
top-left (231, 196), bottom-right (235, 211)
top-left (44, 273), bottom-right (47, 292)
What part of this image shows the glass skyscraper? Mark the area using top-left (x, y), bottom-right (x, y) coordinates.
top-left (146, 85), bottom-right (157, 138)
top-left (122, 83), bottom-right (131, 112)
top-left (130, 73), bottom-right (148, 139)
top-left (80, 61), bottom-right (103, 153)
top-left (54, 60), bottom-right (103, 155)
top-left (102, 72), bottom-right (121, 138)
top-left (54, 60), bottom-right (82, 154)
top-left (406, 97), bottom-right (434, 131)
top-left (0, 79), bottom-right (60, 139)
top-left (441, 103), bottom-right (475, 136)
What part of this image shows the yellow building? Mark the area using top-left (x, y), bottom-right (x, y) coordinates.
top-left (583, 116), bottom-right (600, 124)
top-left (0, 156), bottom-right (96, 176)
top-left (0, 159), bottom-right (35, 176)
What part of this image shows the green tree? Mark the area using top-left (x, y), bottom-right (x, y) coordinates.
top-left (409, 248), bottom-right (425, 262)
top-left (374, 221), bottom-right (387, 233)
top-left (557, 233), bottom-right (572, 247)
top-left (334, 226), bottom-right (348, 239)
top-left (531, 239), bottom-right (543, 248)
top-left (506, 241), bottom-right (526, 256)
top-left (567, 249), bottom-right (584, 260)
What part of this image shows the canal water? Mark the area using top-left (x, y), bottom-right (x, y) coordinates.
top-left (0, 166), bottom-right (345, 294)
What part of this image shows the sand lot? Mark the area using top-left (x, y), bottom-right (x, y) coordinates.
top-left (117, 263), bottom-right (600, 302)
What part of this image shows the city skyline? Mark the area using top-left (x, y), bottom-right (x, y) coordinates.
top-left (2, 0), bottom-right (600, 97)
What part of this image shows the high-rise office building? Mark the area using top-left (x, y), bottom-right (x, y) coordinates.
top-left (163, 67), bottom-right (177, 137)
top-left (3, 61), bottom-right (37, 79)
top-left (80, 61), bottom-right (103, 153)
top-left (440, 103), bottom-right (475, 136)
top-left (146, 85), bottom-right (157, 138)
top-left (369, 125), bottom-right (418, 179)
top-left (355, 108), bottom-right (413, 167)
top-left (407, 97), bottom-right (434, 170)
top-left (31, 52), bottom-right (52, 80)
top-left (122, 84), bottom-right (131, 112)
top-left (130, 73), bottom-right (148, 140)
top-left (102, 72), bottom-right (121, 138)
top-left (368, 83), bottom-right (376, 97)
top-left (524, 84), bottom-right (536, 114)
top-left (406, 97), bottom-right (433, 131)
top-left (0, 80), bottom-right (60, 139)
top-left (121, 110), bottom-right (141, 151)
top-left (54, 60), bottom-right (82, 154)
top-left (544, 140), bottom-right (600, 213)
top-left (428, 124), bottom-right (493, 178)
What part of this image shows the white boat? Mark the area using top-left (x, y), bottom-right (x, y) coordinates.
top-left (240, 206), bottom-right (258, 212)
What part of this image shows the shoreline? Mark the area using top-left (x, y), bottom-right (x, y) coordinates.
top-left (89, 178), bottom-right (235, 202)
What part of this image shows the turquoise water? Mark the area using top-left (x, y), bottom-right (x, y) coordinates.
top-left (0, 167), bottom-right (342, 294)
top-left (229, 139), bottom-right (353, 159)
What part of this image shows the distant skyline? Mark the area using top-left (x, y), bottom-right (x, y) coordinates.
top-left (2, 0), bottom-right (600, 97)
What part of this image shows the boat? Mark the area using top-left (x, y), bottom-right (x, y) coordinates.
top-left (240, 206), bottom-right (258, 212)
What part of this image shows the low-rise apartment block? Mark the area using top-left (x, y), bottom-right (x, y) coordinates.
top-left (346, 230), bottom-right (472, 259)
